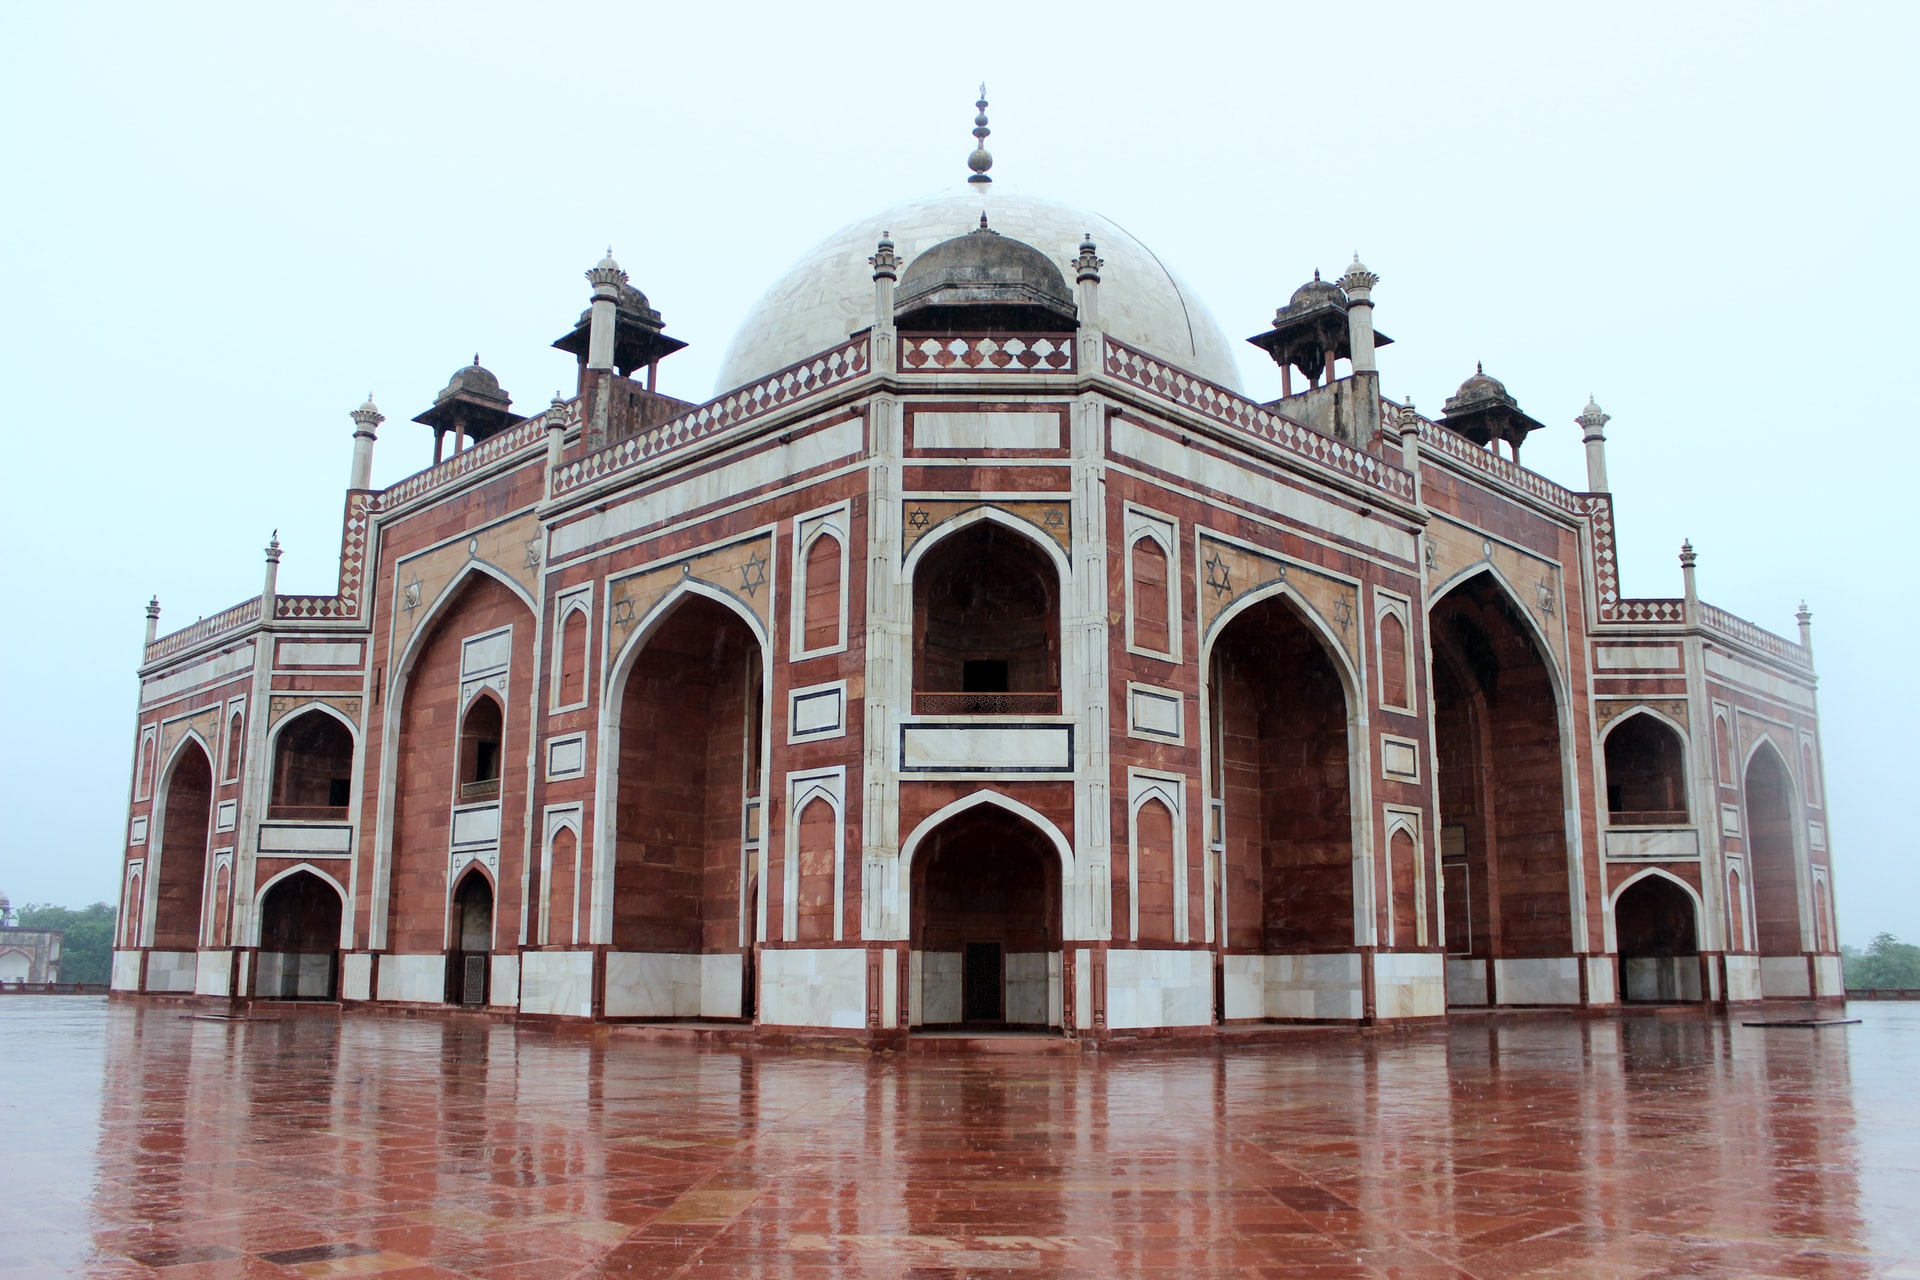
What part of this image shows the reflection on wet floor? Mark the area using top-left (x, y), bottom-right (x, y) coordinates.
top-left (3, 997), bottom-right (1917, 1278)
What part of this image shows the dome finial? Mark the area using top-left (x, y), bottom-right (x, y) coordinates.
top-left (967, 84), bottom-right (993, 184)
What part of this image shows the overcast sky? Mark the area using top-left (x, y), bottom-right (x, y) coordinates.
top-left (2, 3), bottom-right (1912, 945)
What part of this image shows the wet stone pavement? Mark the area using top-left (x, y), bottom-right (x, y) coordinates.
top-left (3, 999), bottom-right (1918, 1278)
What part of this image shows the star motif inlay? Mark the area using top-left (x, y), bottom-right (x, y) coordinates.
top-left (612, 598), bottom-right (637, 631)
top-left (402, 578), bottom-right (422, 613)
top-left (1204, 551), bottom-right (1232, 599)
top-left (1334, 594), bottom-right (1354, 634)
top-left (740, 550), bottom-right (768, 598)
top-left (906, 505), bottom-right (930, 530)
top-left (1043, 507), bottom-right (1065, 530)
top-left (1537, 582), bottom-right (1556, 618)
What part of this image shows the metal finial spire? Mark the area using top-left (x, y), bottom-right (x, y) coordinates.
top-left (967, 84), bottom-right (993, 184)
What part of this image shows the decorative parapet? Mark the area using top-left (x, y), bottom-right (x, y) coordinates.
top-left (378, 411), bottom-right (557, 511)
top-left (900, 334), bottom-right (1074, 372)
top-left (551, 338), bottom-right (871, 499)
top-left (1412, 412), bottom-right (1586, 515)
top-left (1701, 602), bottom-right (1813, 671)
top-left (274, 491), bottom-right (374, 622)
top-left (1104, 339), bottom-right (1416, 502)
top-left (144, 598), bottom-right (261, 664)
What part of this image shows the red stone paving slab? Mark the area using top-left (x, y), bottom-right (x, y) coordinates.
top-left (2, 997), bottom-right (1919, 1278)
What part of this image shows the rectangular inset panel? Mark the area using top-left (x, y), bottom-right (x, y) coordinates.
top-left (1595, 645), bottom-right (1681, 671)
top-left (1127, 685), bottom-right (1183, 742)
top-left (789, 681), bottom-right (847, 741)
top-left (276, 641), bottom-right (363, 667)
top-left (214, 799), bottom-right (237, 832)
top-left (258, 822), bottom-right (353, 854)
top-left (1720, 803), bottom-right (1742, 838)
top-left (450, 803), bottom-right (501, 849)
top-left (1809, 821), bottom-right (1826, 852)
top-left (1603, 827), bottom-right (1701, 859)
top-left (141, 642), bottom-right (256, 707)
top-left (900, 723), bottom-right (1074, 774)
top-left (546, 733), bottom-right (586, 780)
top-left (461, 629), bottom-right (511, 678)
top-left (1381, 735), bottom-right (1420, 782)
top-left (129, 816), bottom-right (148, 846)
top-left (912, 412), bottom-right (1062, 451)
top-left (1704, 650), bottom-right (1816, 710)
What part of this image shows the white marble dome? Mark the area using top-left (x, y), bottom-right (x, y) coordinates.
top-left (715, 183), bottom-right (1245, 394)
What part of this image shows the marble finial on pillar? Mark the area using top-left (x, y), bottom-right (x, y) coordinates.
top-left (870, 232), bottom-right (899, 322)
top-left (1338, 254), bottom-right (1380, 373)
top-left (1073, 233), bottom-right (1104, 328)
top-left (1679, 540), bottom-right (1698, 622)
top-left (1577, 396), bottom-right (1611, 492)
top-left (545, 391), bottom-right (568, 478)
top-left (145, 596), bottom-right (161, 646)
top-left (586, 249), bottom-right (628, 372)
top-left (1797, 600), bottom-right (1813, 654)
top-left (349, 394), bottom-right (384, 491)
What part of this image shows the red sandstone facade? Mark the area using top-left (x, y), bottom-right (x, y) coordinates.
top-left (110, 182), bottom-right (1839, 1036)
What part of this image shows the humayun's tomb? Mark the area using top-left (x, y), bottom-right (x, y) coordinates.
top-left (110, 98), bottom-right (1840, 1040)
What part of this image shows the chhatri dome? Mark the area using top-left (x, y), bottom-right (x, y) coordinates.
top-left (716, 96), bottom-right (1243, 393)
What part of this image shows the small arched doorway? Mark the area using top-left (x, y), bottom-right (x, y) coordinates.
top-left (256, 871), bottom-right (343, 999)
top-left (1614, 875), bottom-right (1701, 1002)
top-left (447, 869), bottom-right (493, 1006)
top-left (911, 521), bottom-right (1061, 715)
top-left (910, 804), bottom-right (1062, 1030)
top-left (153, 741), bottom-right (215, 951)
top-left (267, 709), bottom-right (355, 819)
top-left (1745, 743), bottom-right (1802, 961)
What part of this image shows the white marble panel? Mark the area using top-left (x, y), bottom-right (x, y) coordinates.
top-left (1222, 954), bottom-right (1265, 1019)
top-left (914, 950), bottom-right (961, 1025)
top-left (759, 947), bottom-right (866, 1029)
top-left (882, 951), bottom-right (899, 1028)
top-left (1381, 736), bottom-right (1419, 782)
top-left (376, 953), bottom-right (446, 1004)
top-left (461, 630), bottom-right (511, 678)
top-left (700, 953), bottom-right (744, 1018)
top-left (1372, 951), bottom-right (1445, 1018)
top-left (144, 951), bottom-right (198, 993)
top-left (1759, 955), bottom-right (1812, 998)
top-left (1263, 952), bottom-right (1363, 1021)
top-left (900, 724), bottom-right (1072, 773)
top-left (1073, 948), bottom-right (1091, 1030)
top-left (215, 800), bottom-right (238, 832)
top-left (1446, 957), bottom-right (1489, 1006)
top-left (1595, 645), bottom-right (1680, 671)
top-left (489, 955), bottom-right (518, 1008)
top-left (111, 950), bottom-right (142, 992)
top-left (278, 641), bottom-right (363, 667)
top-left (194, 950), bottom-right (232, 997)
top-left (130, 816), bottom-right (148, 845)
top-left (342, 953), bottom-right (373, 1001)
top-left (1814, 954), bottom-right (1843, 997)
top-left (259, 822), bottom-right (352, 854)
top-left (1127, 685), bottom-right (1182, 740)
top-left (1105, 949), bottom-right (1212, 1029)
top-left (546, 735), bottom-right (586, 779)
top-left (451, 804), bottom-right (501, 848)
top-left (914, 412), bottom-right (1059, 451)
top-left (1586, 956), bottom-right (1618, 1005)
top-left (1704, 650), bottom-right (1815, 710)
top-left (1604, 828), bottom-right (1700, 859)
top-left (141, 642), bottom-right (255, 707)
top-left (1720, 804), bottom-right (1742, 837)
top-left (1725, 954), bottom-right (1763, 1001)
top-left (521, 951), bottom-right (595, 1017)
top-left (605, 952), bottom-right (693, 1018)
top-left (790, 684), bottom-right (845, 738)
top-left (1494, 956), bottom-right (1581, 1005)
top-left (1005, 951), bottom-right (1052, 1026)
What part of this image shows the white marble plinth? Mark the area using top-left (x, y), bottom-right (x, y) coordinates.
top-left (1759, 955), bottom-right (1812, 998)
top-left (912, 950), bottom-right (961, 1025)
top-left (1586, 955), bottom-right (1619, 1005)
top-left (1725, 954), bottom-right (1763, 1001)
top-left (111, 949), bottom-right (142, 992)
top-left (489, 955), bottom-right (518, 1008)
top-left (1221, 954), bottom-right (1265, 1019)
top-left (1494, 957), bottom-right (1581, 1005)
top-left (1105, 948), bottom-right (1212, 1029)
top-left (376, 953), bottom-right (446, 1003)
top-left (341, 953), bottom-right (373, 1001)
top-left (144, 950), bottom-right (198, 993)
top-left (1263, 952), bottom-right (1362, 1021)
top-left (1814, 954), bottom-right (1844, 998)
top-left (194, 950), bottom-right (232, 997)
top-left (1372, 952), bottom-right (1445, 1018)
top-left (520, 951), bottom-right (594, 1017)
top-left (1622, 956), bottom-right (1701, 1002)
top-left (1447, 957), bottom-right (1489, 1006)
top-left (760, 947), bottom-right (866, 1028)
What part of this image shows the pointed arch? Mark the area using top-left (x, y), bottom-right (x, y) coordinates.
top-left (1201, 580), bottom-right (1365, 703)
top-left (1743, 737), bottom-right (1806, 958)
top-left (1602, 707), bottom-right (1691, 824)
top-left (1611, 868), bottom-right (1704, 1002)
top-left (901, 504), bottom-right (1072, 578)
top-left (1607, 866), bottom-right (1705, 919)
top-left (265, 702), bottom-right (359, 819)
top-left (149, 733), bottom-right (215, 951)
top-left (1426, 562), bottom-right (1567, 699)
top-left (900, 789), bottom-right (1077, 886)
top-left (252, 863), bottom-right (348, 947)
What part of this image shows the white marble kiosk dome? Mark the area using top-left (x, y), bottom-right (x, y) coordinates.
top-left (715, 183), bottom-right (1246, 394)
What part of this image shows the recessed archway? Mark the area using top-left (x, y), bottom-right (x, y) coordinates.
top-left (268, 708), bottom-right (356, 820)
top-left (1604, 711), bottom-right (1689, 825)
top-left (911, 519), bottom-right (1061, 715)
top-left (1745, 742), bottom-right (1803, 958)
top-left (909, 803), bottom-right (1063, 1030)
top-left (1430, 572), bottom-right (1574, 1004)
top-left (255, 869), bottom-right (343, 1000)
top-left (1613, 872), bottom-right (1701, 1003)
top-left (152, 739), bottom-right (215, 951)
top-left (448, 868), bottom-right (493, 1006)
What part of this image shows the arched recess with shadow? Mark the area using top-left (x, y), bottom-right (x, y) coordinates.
top-left (1744, 741), bottom-right (1804, 962)
top-left (255, 868), bottom-right (345, 999)
top-left (152, 737), bottom-right (215, 950)
top-left (605, 587), bottom-right (765, 1019)
top-left (1429, 571), bottom-right (1574, 1003)
top-left (1613, 871), bottom-right (1702, 1002)
top-left (1206, 589), bottom-right (1359, 958)
top-left (1603, 711), bottom-right (1689, 825)
top-left (908, 801), bottom-right (1063, 1031)
top-left (447, 866), bottom-right (494, 1006)
top-left (910, 516), bottom-right (1062, 715)
top-left (267, 707), bottom-right (356, 820)
top-left (385, 567), bottom-right (533, 962)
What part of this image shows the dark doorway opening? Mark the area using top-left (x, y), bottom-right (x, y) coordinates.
top-left (1615, 875), bottom-right (1701, 1002)
top-left (255, 871), bottom-right (342, 999)
top-left (911, 805), bottom-right (1061, 1031)
top-left (963, 942), bottom-right (1005, 1022)
top-left (448, 871), bottom-right (493, 1006)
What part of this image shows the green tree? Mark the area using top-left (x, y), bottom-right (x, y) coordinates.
top-left (1843, 933), bottom-right (1920, 990)
top-left (14, 902), bottom-right (115, 986)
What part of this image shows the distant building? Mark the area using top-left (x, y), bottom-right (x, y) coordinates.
top-left (0, 894), bottom-right (63, 984)
top-left (109, 99), bottom-right (1838, 1034)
